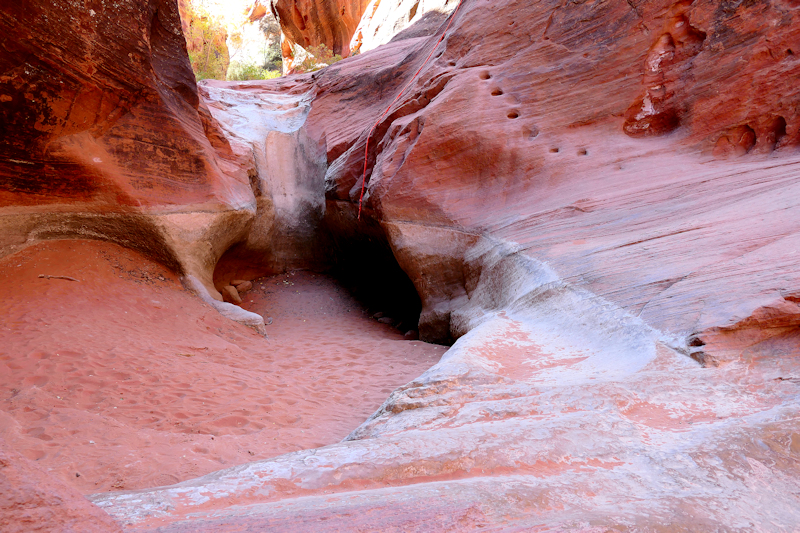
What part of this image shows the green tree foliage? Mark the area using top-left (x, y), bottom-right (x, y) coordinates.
top-left (293, 44), bottom-right (343, 74)
top-left (185, 2), bottom-right (229, 81)
top-left (227, 62), bottom-right (281, 81)
top-left (225, 8), bottom-right (283, 81)
top-left (257, 13), bottom-right (283, 73)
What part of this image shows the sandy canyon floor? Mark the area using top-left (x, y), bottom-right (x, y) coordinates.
top-left (0, 239), bottom-right (446, 494)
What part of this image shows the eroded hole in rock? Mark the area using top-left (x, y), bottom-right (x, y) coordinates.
top-left (325, 233), bottom-right (424, 341)
top-left (713, 124), bottom-right (757, 157)
top-left (770, 116), bottom-right (787, 148)
top-left (523, 125), bottom-right (539, 139)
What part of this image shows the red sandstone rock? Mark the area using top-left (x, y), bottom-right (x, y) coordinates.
top-left (247, 0), bottom-right (270, 23)
top-left (5, 0), bottom-right (800, 530)
top-left (270, 0), bottom-right (369, 58)
top-left (232, 279), bottom-right (253, 292)
top-left (296, 0), bottom-right (800, 351)
top-left (0, 0), bottom-right (255, 302)
top-left (0, 438), bottom-right (121, 532)
top-left (221, 284), bottom-right (243, 304)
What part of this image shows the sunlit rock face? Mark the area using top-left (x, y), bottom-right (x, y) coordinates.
top-left (270, 0), bottom-right (370, 57)
top-left (0, 0), bottom-right (254, 298)
top-left (351, 0), bottom-right (460, 53)
top-left (197, 80), bottom-right (330, 282)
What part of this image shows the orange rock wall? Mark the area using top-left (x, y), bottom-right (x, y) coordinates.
top-left (270, 0), bottom-right (370, 56)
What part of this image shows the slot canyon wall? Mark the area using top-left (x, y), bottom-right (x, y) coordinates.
top-left (0, 0), bottom-right (256, 300)
top-left (249, 0), bottom-right (800, 355)
top-left (3, 0), bottom-right (800, 530)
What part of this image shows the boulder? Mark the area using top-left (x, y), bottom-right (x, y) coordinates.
top-left (221, 285), bottom-right (244, 305)
top-left (232, 280), bottom-right (253, 293)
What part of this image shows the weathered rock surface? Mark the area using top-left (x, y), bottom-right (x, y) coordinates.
top-left (0, 437), bottom-right (121, 532)
top-left (90, 0), bottom-right (800, 530)
top-left (270, 0), bottom-right (370, 58)
top-left (301, 0), bottom-right (800, 356)
top-left (0, 0), bottom-right (254, 301)
top-left (5, 0), bottom-right (800, 530)
top-left (351, 0), bottom-right (460, 53)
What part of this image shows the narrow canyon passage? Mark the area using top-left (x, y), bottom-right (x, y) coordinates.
top-left (0, 239), bottom-right (446, 494)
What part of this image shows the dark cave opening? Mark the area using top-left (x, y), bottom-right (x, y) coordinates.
top-left (324, 216), bottom-right (423, 340)
top-left (211, 205), bottom-right (427, 342)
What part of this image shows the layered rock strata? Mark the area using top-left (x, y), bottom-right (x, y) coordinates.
top-left (293, 0), bottom-right (800, 357)
top-left (0, 0), bottom-right (253, 306)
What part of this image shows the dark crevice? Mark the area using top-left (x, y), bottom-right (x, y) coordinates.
top-left (322, 205), bottom-right (425, 340)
